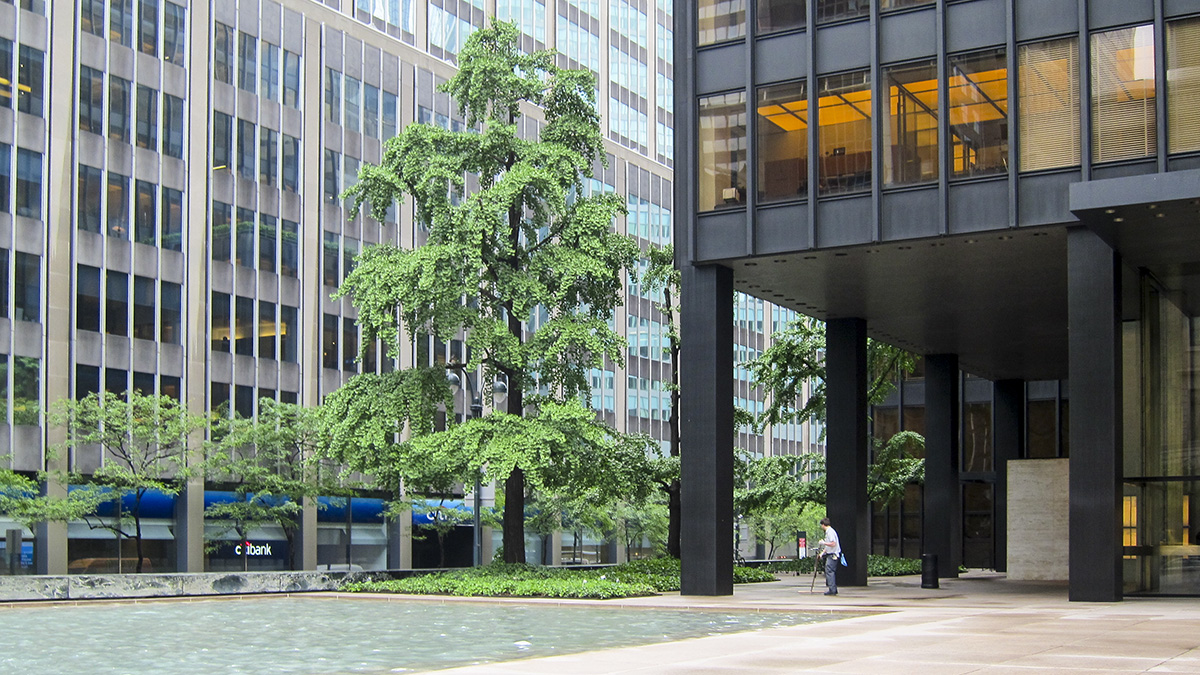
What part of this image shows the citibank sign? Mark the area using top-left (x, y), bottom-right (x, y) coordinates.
top-left (234, 541), bottom-right (273, 556)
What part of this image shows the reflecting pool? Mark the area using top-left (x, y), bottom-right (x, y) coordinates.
top-left (0, 597), bottom-right (838, 674)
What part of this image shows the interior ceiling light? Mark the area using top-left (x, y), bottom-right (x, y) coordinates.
top-left (1114, 217), bottom-right (1124, 223)
top-left (1105, 209), bottom-right (1116, 214)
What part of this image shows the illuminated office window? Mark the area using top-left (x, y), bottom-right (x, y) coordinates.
top-left (757, 80), bottom-right (808, 202)
top-left (1018, 38), bottom-right (1080, 171)
top-left (883, 60), bottom-right (938, 186)
top-left (817, 71), bottom-right (871, 195)
top-left (949, 49), bottom-right (1008, 178)
top-left (698, 91), bottom-right (747, 211)
top-left (1091, 25), bottom-right (1156, 163)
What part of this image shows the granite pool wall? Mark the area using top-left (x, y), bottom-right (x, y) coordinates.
top-left (0, 570), bottom-right (374, 602)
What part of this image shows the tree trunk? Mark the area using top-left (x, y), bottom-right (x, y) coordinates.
top-left (502, 468), bottom-right (526, 563)
top-left (438, 531), bottom-right (446, 568)
top-left (135, 518), bottom-right (145, 573)
top-left (665, 284), bottom-right (682, 559)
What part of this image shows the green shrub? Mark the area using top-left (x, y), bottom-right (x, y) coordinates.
top-left (763, 554), bottom-right (925, 577)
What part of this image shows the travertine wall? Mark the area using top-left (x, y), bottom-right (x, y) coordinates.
top-left (1007, 458), bottom-right (1070, 581)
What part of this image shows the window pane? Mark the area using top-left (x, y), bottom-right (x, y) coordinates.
top-left (107, 172), bottom-right (128, 238)
top-left (323, 313), bottom-right (339, 369)
top-left (757, 0), bottom-right (804, 33)
top-left (212, 200), bottom-right (232, 262)
top-left (259, 127), bottom-right (278, 185)
top-left (698, 90), bottom-right (747, 211)
top-left (76, 265), bottom-right (102, 332)
top-left (1167, 18), bottom-right (1200, 154)
top-left (77, 165), bottom-right (104, 233)
top-left (1018, 38), bottom-right (1081, 171)
top-left (235, 295), bottom-right (253, 356)
top-left (14, 252), bottom-right (38, 322)
top-left (884, 60), bottom-right (938, 186)
top-left (111, 0), bottom-right (134, 47)
top-left (235, 206), bottom-right (255, 268)
top-left (259, 213), bottom-right (277, 273)
top-left (0, 144), bottom-right (7, 213)
top-left (259, 300), bottom-right (276, 360)
top-left (161, 187), bottom-right (183, 251)
top-left (16, 148), bottom-right (43, 219)
top-left (79, 66), bottom-right (105, 135)
top-left (881, 0), bottom-right (933, 9)
top-left (213, 111), bottom-right (232, 171)
top-left (160, 281), bottom-right (181, 344)
top-left (82, 0), bottom-right (106, 37)
top-left (13, 357), bottom-right (39, 426)
top-left (261, 42), bottom-right (280, 101)
top-left (698, 0), bottom-right (745, 45)
top-left (281, 219), bottom-right (299, 278)
top-left (280, 304), bottom-right (298, 363)
top-left (109, 76), bottom-right (131, 143)
top-left (237, 118), bottom-right (255, 178)
top-left (106, 269), bottom-right (128, 336)
top-left (134, 180), bottom-right (156, 245)
top-left (343, 317), bottom-right (358, 371)
top-left (1092, 24), bottom-right (1156, 163)
top-left (138, 0), bottom-right (158, 55)
top-left (756, 80), bottom-right (808, 202)
top-left (948, 48), bottom-right (1008, 178)
top-left (0, 250), bottom-right (7, 319)
top-left (163, 94), bottom-right (184, 158)
top-left (343, 238), bottom-right (358, 281)
top-left (133, 275), bottom-right (155, 340)
top-left (0, 39), bottom-right (11, 109)
top-left (282, 135), bottom-right (299, 192)
top-left (283, 50), bottom-right (301, 108)
top-left (163, 3), bottom-right (185, 65)
top-left (326, 69), bottom-right (342, 124)
top-left (214, 23), bottom-right (233, 84)
top-left (323, 231), bottom-right (339, 287)
top-left (383, 91), bottom-right (398, 139)
top-left (135, 85), bottom-right (157, 150)
top-left (364, 84), bottom-right (379, 138)
top-left (324, 149), bottom-right (340, 203)
top-left (345, 76), bottom-right (361, 133)
top-left (238, 32), bottom-right (257, 93)
top-left (212, 291), bottom-right (231, 352)
top-left (17, 47), bottom-right (44, 116)
top-left (816, 0), bottom-right (866, 23)
top-left (818, 71), bottom-right (872, 195)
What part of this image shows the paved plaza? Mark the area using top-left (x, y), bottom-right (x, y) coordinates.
top-left (337, 571), bottom-right (1200, 674)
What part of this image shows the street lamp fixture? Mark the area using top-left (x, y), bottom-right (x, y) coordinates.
top-left (447, 369), bottom-right (507, 566)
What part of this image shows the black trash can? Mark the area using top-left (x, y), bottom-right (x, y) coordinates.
top-left (921, 553), bottom-right (939, 589)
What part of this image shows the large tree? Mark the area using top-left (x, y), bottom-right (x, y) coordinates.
top-left (324, 22), bottom-right (645, 563)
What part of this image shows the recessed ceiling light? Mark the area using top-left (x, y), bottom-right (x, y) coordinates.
top-left (1105, 209), bottom-right (1116, 214)
top-left (1148, 204), bottom-right (1158, 210)
top-left (1114, 217), bottom-right (1124, 223)
top-left (1156, 213), bottom-right (1165, 218)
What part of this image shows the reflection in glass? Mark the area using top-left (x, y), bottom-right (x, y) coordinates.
top-left (1018, 38), bottom-right (1080, 171)
top-left (816, 0), bottom-right (867, 23)
top-left (1166, 18), bottom-right (1200, 154)
top-left (757, 81), bottom-right (808, 202)
top-left (698, 91), bottom-right (747, 211)
top-left (948, 49), bottom-right (1008, 178)
top-left (699, 0), bottom-right (745, 45)
top-left (883, 60), bottom-right (938, 185)
top-left (1092, 25), bottom-right (1156, 163)
top-left (758, 0), bottom-right (804, 33)
top-left (880, 0), bottom-right (933, 8)
top-left (817, 71), bottom-right (871, 195)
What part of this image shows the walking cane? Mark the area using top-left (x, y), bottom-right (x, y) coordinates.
top-left (809, 551), bottom-right (821, 593)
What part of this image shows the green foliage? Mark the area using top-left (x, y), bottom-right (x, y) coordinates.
top-left (764, 555), bottom-right (924, 577)
top-left (868, 430), bottom-right (925, 507)
top-left (0, 465), bottom-right (102, 529)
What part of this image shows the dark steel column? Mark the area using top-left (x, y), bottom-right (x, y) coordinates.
top-left (924, 354), bottom-right (961, 578)
top-left (1067, 227), bottom-right (1123, 602)
top-left (680, 264), bottom-right (734, 596)
top-left (992, 379), bottom-right (1024, 574)
top-left (826, 318), bottom-right (868, 586)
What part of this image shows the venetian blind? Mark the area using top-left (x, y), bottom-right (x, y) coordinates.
top-left (1019, 39), bottom-right (1080, 171)
top-left (1167, 18), bottom-right (1200, 154)
top-left (1091, 26), bottom-right (1157, 164)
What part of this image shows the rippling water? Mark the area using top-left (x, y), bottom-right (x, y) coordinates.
top-left (0, 597), bottom-right (836, 674)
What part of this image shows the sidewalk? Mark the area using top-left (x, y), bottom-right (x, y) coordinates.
top-left (405, 571), bottom-right (1200, 674)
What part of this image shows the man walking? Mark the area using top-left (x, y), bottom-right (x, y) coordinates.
top-left (819, 517), bottom-right (841, 596)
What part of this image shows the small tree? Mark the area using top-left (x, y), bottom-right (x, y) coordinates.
top-left (0, 465), bottom-right (101, 531)
top-left (50, 391), bottom-right (205, 573)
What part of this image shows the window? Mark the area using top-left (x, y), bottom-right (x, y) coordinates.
top-left (17, 46), bottom-right (44, 117)
top-left (212, 291), bottom-right (231, 351)
top-left (107, 172), bottom-right (128, 238)
top-left (235, 296), bottom-right (253, 356)
top-left (111, 0), bottom-right (134, 47)
top-left (214, 23), bottom-right (234, 84)
top-left (757, 80), bottom-right (808, 202)
top-left (80, 67), bottom-right (105, 134)
top-left (14, 252), bottom-right (38, 322)
top-left (213, 111), bottom-right (232, 171)
top-left (0, 144), bottom-right (7, 212)
top-left (343, 239), bottom-right (359, 281)
top-left (133, 276), bottom-right (155, 340)
top-left (237, 118), bottom-right (255, 178)
top-left (816, 0), bottom-right (866, 23)
top-left (138, 0), bottom-right (158, 55)
top-left (133, 371), bottom-right (155, 396)
top-left (818, 71), bottom-right (872, 195)
top-left (259, 213), bottom-right (276, 273)
top-left (0, 39), bottom-right (11, 109)
top-left (163, 3), bottom-right (185, 64)
top-left (13, 357), bottom-right (39, 426)
top-left (82, 0), bottom-right (106, 37)
top-left (343, 157), bottom-right (359, 207)
top-left (382, 91), bottom-right (398, 139)
top-left (163, 94), bottom-right (184, 158)
top-left (343, 317), bottom-right (358, 371)
top-left (235, 385), bottom-right (253, 419)
top-left (212, 200), bottom-right (232, 262)
top-left (161, 281), bottom-right (181, 344)
top-left (261, 42), bottom-right (279, 101)
top-left (881, 0), bottom-right (932, 9)
top-left (259, 301), bottom-right (276, 360)
top-left (109, 76), bottom-right (132, 142)
top-left (758, 0), bottom-right (804, 33)
top-left (948, 49), bottom-right (1008, 178)
top-left (323, 232), bottom-right (339, 287)
top-left (1092, 24), bottom-right (1156, 163)
top-left (238, 32), bottom-right (257, 93)
top-left (698, 0), bottom-right (744, 45)
top-left (162, 188), bottom-right (182, 251)
top-left (323, 314), bottom-right (339, 369)
top-left (78, 165), bottom-right (104, 233)
top-left (1018, 38), bottom-right (1080, 171)
top-left (106, 269), bottom-right (128, 336)
top-left (283, 50), bottom-right (301, 107)
top-left (883, 60), bottom-right (938, 186)
top-left (76, 265), bottom-right (102, 332)
top-left (15, 148), bottom-right (41, 219)
top-left (136, 85), bottom-right (158, 150)
top-left (324, 150), bottom-right (340, 203)
top-left (134, 180), bottom-right (156, 245)
top-left (160, 375), bottom-right (181, 400)
top-left (282, 135), bottom-right (300, 192)
top-left (1167, 18), bottom-right (1200, 154)
top-left (259, 127), bottom-right (278, 186)
top-left (281, 220), bottom-right (299, 279)
top-left (0, 250), bottom-right (7, 319)
top-left (235, 207), bottom-right (255, 268)
top-left (325, 69), bottom-right (342, 124)
top-left (364, 84), bottom-right (379, 138)
top-left (698, 91), bottom-right (747, 211)
top-left (345, 76), bottom-right (361, 133)
top-left (280, 305), bottom-right (298, 363)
